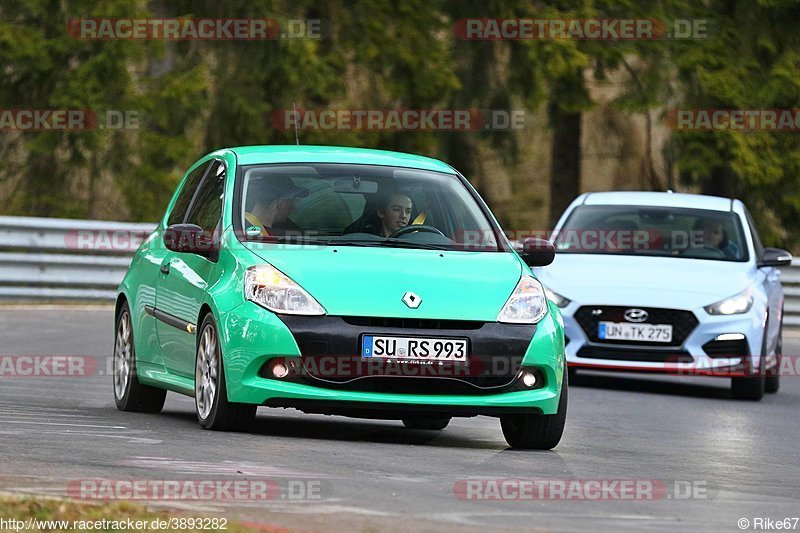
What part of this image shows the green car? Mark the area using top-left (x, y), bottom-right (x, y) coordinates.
top-left (113, 145), bottom-right (567, 449)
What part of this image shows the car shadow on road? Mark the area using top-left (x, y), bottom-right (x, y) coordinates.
top-left (248, 414), bottom-right (508, 449)
top-left (155, 408), bottom-right (508, 449)
top-left (573, 372), bottom-right (736, 400)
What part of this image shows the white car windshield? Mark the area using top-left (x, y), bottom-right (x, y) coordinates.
top-left (555, 205), bottom-right (749, 262)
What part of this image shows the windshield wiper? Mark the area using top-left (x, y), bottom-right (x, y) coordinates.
top-left (269, 235), bottom-right (331, 245)
top-left (264, 236), bottom-right (395, 248)
top-left (322, 239), bottom-right (382, 247)
top-left (265, 235), bottom-right (450, 251)
top-left (321, 237), bottom-right (448, 250)
top-left (385, 239), bottom-right (449, 250)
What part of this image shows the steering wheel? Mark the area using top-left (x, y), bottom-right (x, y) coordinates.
top-left (679, 244), bottom-right (726, 258)
top-left (389, 224), bottom-right (446, 238)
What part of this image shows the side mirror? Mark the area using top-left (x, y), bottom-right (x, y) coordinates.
top-left (164, 224), bottom-right (217, 256)
top-left (518, 237), bottom-right (555, 267)
top-left (759, 247), bottom-right (793, 267)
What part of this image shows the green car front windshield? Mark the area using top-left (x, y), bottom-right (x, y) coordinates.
top-left (237, 163), bottom-right (501, 251)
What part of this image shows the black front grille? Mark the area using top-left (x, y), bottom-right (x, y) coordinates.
top-left (574, 306), bottom-right (698, 347)
top-left (274, 315), bottom-right (536, 393)
top-left (576, 346), bottom-right (693, 363)
top-left (260, 360), bottom-right (547, 395)
top-left (300, 375), bottom-right (526, 395)
top-left (702, 338), bottom-right (749, 358)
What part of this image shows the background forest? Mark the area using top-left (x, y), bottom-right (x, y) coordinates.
top-left (2, 0), bottom-right (800, 250)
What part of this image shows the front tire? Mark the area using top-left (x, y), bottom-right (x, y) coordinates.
top-left (567, 366), bottom-right (581, 385)
top-left (731, 354), bottom-right (765, 401)
top-left (732, 323), bottom-right (770, 401)
top-left (731, 373), bottom-right (765, 400)
top-left (195, 314), bottom-right (256, 431)
top-left (765, 334), bottom-right (782, 394)
top-left (500, 371), bottom-right (568, 450)
top-left (402, 417), bottom-right (451, 430)
top-left (113, 302), bottom-right (167, 413)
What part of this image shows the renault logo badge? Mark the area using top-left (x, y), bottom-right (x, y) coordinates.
top-left (402, 291), bottom-right (422, 309)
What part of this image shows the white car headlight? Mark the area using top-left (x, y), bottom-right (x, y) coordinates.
top-left (497, 275), bottom-right (549, 324)
top-left (245, 264), bottom-right (325, 315)
top-left (544, 287), bottom-right (571, 308)
top-left (704, 288), bottom-right (753, 315)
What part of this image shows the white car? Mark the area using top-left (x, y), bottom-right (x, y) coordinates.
top-left (536, 191), bottom-right (792, 400)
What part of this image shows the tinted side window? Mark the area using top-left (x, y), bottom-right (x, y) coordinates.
top-left (186, 161), bottom-right (225, 233)
top-left (743, 207), bottom-right (765, 259)
top-left (168, 162), bottom-right (210, 226)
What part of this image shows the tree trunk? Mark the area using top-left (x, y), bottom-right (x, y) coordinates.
top-left (549, 109), bottom-right (582, 227)
top-left (701, 165), bottom-right (736, 197)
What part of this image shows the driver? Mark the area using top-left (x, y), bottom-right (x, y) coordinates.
top-left (693, 218), bottom-right (739, 258)
top-left (375, 192), bottom-right (413, 237)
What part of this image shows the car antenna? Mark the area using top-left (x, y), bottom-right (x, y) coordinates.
top-left (292, 102), bottom-right (301, 146)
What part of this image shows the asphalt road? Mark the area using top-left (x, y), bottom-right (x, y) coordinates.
top-left (1, 307), bottom-right (799, 532)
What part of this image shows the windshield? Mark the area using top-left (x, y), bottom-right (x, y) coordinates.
top-left (555, 205), bottom-right (749, 262)
top-left (236, 163), bottom-right (501, 251)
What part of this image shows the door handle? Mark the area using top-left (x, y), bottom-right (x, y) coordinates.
top-left (160, 263), bottom-right (170, 275)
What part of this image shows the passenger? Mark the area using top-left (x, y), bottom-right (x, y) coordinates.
top-left (245, 177), bottom-right (308, 237)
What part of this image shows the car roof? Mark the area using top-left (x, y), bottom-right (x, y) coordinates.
top-left (581, 191), bottom-right (736, 212)
top-left (224, 145), bottom-right (456, 174)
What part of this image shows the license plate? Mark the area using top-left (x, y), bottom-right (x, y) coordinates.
top-left (598, 322), bottom-right (673, 343)
top-left (361, 335), bottom-right (468, 361)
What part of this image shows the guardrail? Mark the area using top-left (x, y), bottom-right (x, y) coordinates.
top-left (1, 216), bottom-right (799, 328)
top-left (0, 216), bottom-right (156, 301)
top-left (782, 259), bottom-right (800, 328)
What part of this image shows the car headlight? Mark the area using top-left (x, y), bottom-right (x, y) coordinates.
top-left (497, 275), bottom-right (548, 324)
top-left (544, 287), bottom-right (571, 308)
top-left (704, 288), bottom-right (753, 315)
top-left (244, 264), bottom-right (325, 315)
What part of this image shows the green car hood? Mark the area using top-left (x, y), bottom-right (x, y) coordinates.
top-left (242, 244), bottom-right (523, 321)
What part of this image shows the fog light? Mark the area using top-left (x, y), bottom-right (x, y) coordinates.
top-left (521, 371), bottom-right (537, 388)
top-left (271, 362), bottom-right (289, 379)
top-left (714, 333), bottom-right (745, 341)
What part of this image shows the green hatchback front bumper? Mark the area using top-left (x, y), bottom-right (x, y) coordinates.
top-left (216, 300), bottom-right (565, 417)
